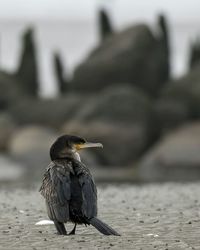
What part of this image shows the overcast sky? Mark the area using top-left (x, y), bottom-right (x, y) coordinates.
top-left (0, 0), bottom-right (199, 23)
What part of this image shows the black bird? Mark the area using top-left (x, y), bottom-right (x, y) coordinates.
top-left (39, 135), bottom-right (120, 236)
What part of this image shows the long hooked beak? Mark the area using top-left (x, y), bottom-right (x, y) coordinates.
top-left (76, 142), bottom-right (103, 150)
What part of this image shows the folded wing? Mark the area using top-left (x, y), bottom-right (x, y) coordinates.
top-left (40, 162), bottom-right (71, 223)
top-left (76, 161), bottom-right (98, 219)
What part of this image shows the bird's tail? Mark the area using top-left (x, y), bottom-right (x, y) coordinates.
top-left (88, 217), bottom-right (120, 236)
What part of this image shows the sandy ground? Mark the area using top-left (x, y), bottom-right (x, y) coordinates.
top-left (1, 183), bottom-right (200, 250)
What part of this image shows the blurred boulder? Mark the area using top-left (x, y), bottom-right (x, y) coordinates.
top-left (0, 154), bottom-right (25, 182)
top-left (137, 122), bottom-right (200, 181)
top-left (161, 62), bottom-right (200, 118)
top-left (79, 151), bottom-right (99, 167)
top-left (71, 24), bottom-right (168, 96)
top-left (0, 113), bottom-right (17, 151)
top-left (62, 85), bottom-right (156, 166)
top-left (9, 125), bottom-right (59, 170)
top-left (154, 98), bottom-right (190, 134)
top-left (7, 94), bottom-right (88, 128)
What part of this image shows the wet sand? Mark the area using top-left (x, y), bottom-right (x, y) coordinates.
top-left (1, 183), bottom-right (200, 250)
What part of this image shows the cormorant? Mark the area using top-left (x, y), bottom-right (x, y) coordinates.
top-left (39, 135), bottom-right (120, 236)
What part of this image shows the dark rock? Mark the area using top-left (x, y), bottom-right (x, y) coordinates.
top-left (73, 84), bottom-right (153, 125)
top-left (53, 52), bottom-right (68, 94)
top-left (98, 9), bottom-right (114, 41)
top-left (161, 62), bottom-right (200, 119)
top-left (157, 14), bottom-right (170, 82)
top-left (71, 24), bottom-right (168, 96)
top-left (137, 122), bottom-right (200, 181)
top-left (15, 27), bottom-right (39, 97)
top-left (189, 38), bottom-right (200, 69)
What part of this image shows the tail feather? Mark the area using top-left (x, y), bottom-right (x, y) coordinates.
top-left (54, 221), bottom-right (67, 235)
top-left (89, 217), bottom-right (120, 236)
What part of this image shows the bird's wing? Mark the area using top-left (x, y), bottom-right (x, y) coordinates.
top-left (39, 161), bottom-right (72, 223)
top-left (75, 161), bottom-right (97, 219)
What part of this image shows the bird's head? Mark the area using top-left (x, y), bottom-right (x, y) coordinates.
top-left (50, 135), bottom-right (103, 161)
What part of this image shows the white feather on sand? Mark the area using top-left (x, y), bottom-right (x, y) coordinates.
top-left (35, 220), bottom-right (54, 225)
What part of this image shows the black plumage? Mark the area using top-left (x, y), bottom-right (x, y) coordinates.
top-left (39, 135), bottom-right (120, 236)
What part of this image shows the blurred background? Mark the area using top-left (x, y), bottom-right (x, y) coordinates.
top-left (0, 0), bottom-right (200, 185)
